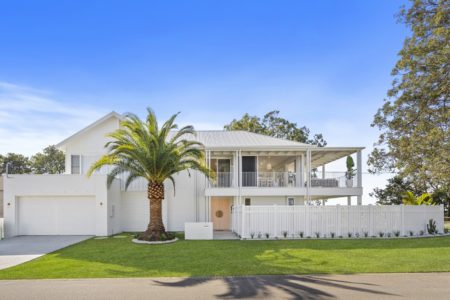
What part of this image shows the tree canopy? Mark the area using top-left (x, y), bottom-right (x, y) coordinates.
top-left (368, 0), bottom-right (450, 193)
top-left (224, 110), bottom-right (327, 146)
top-left (0, 153), bottom-right (31, 174)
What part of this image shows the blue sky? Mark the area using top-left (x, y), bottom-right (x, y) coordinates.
top-left (0, 1), bottom-right (409, 202)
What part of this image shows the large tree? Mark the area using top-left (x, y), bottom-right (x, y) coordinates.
top-left (88, 108), bottom-right (212, 241)
top-left (368, 0), bottom-right (450, 194)
top-left (0, 153), bottom-right (31, 174)
top-left (224, 110), bottom-right (327, 146)
top-left (30, 145), bottom-right (65, 174)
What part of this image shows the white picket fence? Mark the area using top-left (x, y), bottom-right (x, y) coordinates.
top-left (0, 218), bottom-right (4, 240)
top-left (232, 204), bottom-right (444, 239)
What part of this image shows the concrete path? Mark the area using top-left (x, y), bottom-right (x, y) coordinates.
top-left (0, 235), bottom-right (91, 270)
top-left (1, 273), bottom-right (449, 299)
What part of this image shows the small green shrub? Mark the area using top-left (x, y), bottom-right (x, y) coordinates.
top-left (379, 232), bottom-right (385, 238)
top-left (363, 232), bottom-right (369, 238)
top-left (419, 230), bottom-right (425, 236)
top-left (257, 232), bottom-right (262, 239)
top-left (330, 232), bottom-right (335, 238)
top-left (387, 232), bottom-right (392, 238)
top-left (409, 230), bottom-right (414, 236)
top-left (394, 231), bottom-right (400, 237)
top-left (314, 232), bottom-right (320, 238)
top-left (355, 232), bottom-right (360, 238)
top-left (298, 231), bottom-right (304, 238)
top-left (347, 232), bottom-right (353, 238)
top-left (427, 219), bottom-right (438, 235)
top-left (250, 232), bottom-right (255, 239)
top-left (265, 233), bottom-right (270, 239)
top-left (282, 231), bottom-right (288, 238)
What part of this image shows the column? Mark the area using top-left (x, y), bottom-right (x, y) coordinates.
top-left (357, 150), bottom-right (362, 205)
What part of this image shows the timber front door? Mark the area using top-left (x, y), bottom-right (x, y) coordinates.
top-left (211, 197), bottom-right (232, 230)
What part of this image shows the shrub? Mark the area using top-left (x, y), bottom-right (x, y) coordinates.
top-left (282, 231), bottom-right (288, 238)
top-left (387, 232), bottom-right (392, 238)
top-left (394, 231), bottom-right (400, 237)
top-left (330, 232), bottom-right (335, 238)
top-left (445, 228), bottom-right (449, 234)
top-left (298, 231), bottom-right (304, 238)
top-left (250, 232), bottom-right (255, 239)
top-left (257, 232), bottom-right (262, 239)
top-left (427, 219), bottom-right (438, 235)
top-left (314, 232), bottom-right (320, 238)
top-left (347, 232), bottom-right (353, 238)
top-left (419, 230), bottom-right (425, 236)
top-left (409, 230), bottom-right (414, 237)
top-left (379, 232), bottom-right (385, 238)
top-left (355, 232), bottom-right (360, 238)
top-left (363, 231), bottom-right (369, 238)
top-left (265, 233), bottom-right (270, 239)
top-left (338, 235), bottom-right (343, 239)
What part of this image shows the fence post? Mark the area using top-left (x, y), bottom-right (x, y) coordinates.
top-left (400, 204), bottom-right (405, 236)
top-left (274, 204), bottom-right (277, 238)
top-left (241, 204), bottom-right (245, 239)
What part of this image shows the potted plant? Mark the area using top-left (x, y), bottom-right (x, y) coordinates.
top-left (345, 156), bottom-right (356, 187)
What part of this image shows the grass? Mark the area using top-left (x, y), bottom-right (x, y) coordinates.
top-left (1, 234), bottom-right (450, 279)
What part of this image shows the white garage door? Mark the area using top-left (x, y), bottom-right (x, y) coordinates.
top-left (18, 196), bottom-right (96, 235)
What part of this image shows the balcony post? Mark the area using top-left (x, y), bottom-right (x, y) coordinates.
top-left (295, 156), bottom-right (302, 187)
top-left (233, 151), bottom-right (239, 188)
top-left (306, 149), bottom-right (311, 201)
top-left (357, 150), bottom-right (362, 205)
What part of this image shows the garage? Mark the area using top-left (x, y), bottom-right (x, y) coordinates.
top-left (17, 196), bottom-right (96, 235)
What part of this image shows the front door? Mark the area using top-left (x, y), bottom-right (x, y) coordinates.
top-left (211, 197), bottom-right (232, 230)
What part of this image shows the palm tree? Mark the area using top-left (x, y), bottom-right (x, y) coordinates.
top-left (87, 108), bottom-right (212, 241)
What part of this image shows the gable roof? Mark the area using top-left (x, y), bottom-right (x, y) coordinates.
top-left (56, 111), bottom-right (123, 149)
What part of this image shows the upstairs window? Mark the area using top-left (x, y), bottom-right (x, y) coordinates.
top-left (71, 155), bottom-right (81, 174)
top-left (245, 198), bottom-right (251, 206)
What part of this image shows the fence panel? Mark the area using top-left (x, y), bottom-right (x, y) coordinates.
top-left (231, 204), bottom-right (444, 239)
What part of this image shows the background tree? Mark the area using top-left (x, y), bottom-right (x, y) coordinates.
top-left (224, 110), bottom-right (327, 146)
top-left (0, 153), bottom-right (31, 174)
top-left (369, 0), bottom-right (450, 198)
top-left (30, 145), bottom-right (65, 174)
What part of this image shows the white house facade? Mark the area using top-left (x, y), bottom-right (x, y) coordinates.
top-left (2, 111), bottom-right (366, 238)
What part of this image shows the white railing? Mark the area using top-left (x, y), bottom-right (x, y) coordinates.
top-left (210, 172), bottom-right (233, 187)
top-left (309, 171), bottom-right (356, 188)
top-left (242, 172), bottom-right (296, 187)
top-left (232, 204), bottom-right (444, 239)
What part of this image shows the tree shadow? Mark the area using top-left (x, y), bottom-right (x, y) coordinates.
top-left (153, 274), bottom-right (397, 299)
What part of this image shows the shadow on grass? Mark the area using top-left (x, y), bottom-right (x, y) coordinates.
top-left (153, 274), bottom-right (397, 299)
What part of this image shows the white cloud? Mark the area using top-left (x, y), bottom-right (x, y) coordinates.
top-left (0, 81), bottom-right (107, 155)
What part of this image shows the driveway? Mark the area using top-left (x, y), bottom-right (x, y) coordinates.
top-left (0, 273), bottom-right (450, 299)
top-left (0, 236), bottom-right (91, 270)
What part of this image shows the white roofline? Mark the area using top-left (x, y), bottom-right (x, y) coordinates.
top-left (56, 111), bottom-right (123, 149)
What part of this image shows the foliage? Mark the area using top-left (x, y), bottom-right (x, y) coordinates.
top-left (368, 0), bottom-right (450, 196)
top-left (224, 110), bottom-right (327, 146)
top-left (0, 153), bottom-right (31, 174)
top-left (402, 191), bottom-right (434, 205)
top-left (345, 156), bottom-right (355, 179)
top-left (427, 219), bottom-right (438, 235)
top-left (88, 108), bottom-right (212, 241)
top-left (30, 145), bottom-right (65, 174)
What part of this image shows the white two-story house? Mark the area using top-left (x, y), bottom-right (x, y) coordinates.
top-left (3, 111), bottom-right (363, 237)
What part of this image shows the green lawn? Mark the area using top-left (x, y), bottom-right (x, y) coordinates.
top-left (1, 235), bottom-right (450, 279)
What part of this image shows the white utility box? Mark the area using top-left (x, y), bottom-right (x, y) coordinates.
top-left (184, 222), bottom-right (213, 240)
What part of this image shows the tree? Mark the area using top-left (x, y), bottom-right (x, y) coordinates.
top-left (224, 110), bottom-right (327, 146)
top-left (0, 153), bottom-right (31, 174)
top-left (88, 108), bottom-right (212, 241)
top-left (368, 0), bottom-right (450, 194)
top-left (401, 191), bottom-right (434, 205)
top-left (30, 145), bottom-right (65, 174)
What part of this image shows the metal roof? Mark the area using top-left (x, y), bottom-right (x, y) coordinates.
top-left (183, 130), bottom-right (312, 149)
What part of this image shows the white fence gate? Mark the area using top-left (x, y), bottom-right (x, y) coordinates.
top-left (232, 205), bottom-right (444, 239)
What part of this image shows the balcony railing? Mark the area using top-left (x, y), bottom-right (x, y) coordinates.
top-left (308, 172), bottom-right (356, 188)
top-left (210, 172), bottom-right (233, 187)
top-left (242, 172), bottom-right (296, 187)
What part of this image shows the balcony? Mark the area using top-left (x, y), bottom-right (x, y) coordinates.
top-left (309, 172), bottom-right (357, 188)
top-left (210, 172), bottom-right (233, 188)
top-left (242, 172), bottom-right (296, 188)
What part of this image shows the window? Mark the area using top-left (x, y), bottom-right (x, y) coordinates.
top-left (287, 197), bottom-right (295, 206)
top-left (244, 198), bottom-right (251, 206)
top-left (71, 155), bottom-right (81, 174)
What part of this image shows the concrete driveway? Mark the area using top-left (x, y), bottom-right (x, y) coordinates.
top-left (0, 236), bottom-right (91, 270)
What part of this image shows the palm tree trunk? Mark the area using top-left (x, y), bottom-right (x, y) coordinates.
top-left (139, 181), bottom-right (172, 241)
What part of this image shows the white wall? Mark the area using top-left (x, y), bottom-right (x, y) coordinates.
top-left (0, 176), bottom-right (3, 218)
top-left (63, 117), bottom-right (120, 174)
top-left (107, 179), bottom-right (122, 235)
top-left (3, 174), bottom-right (110, 237)
top-left (246, 196), bottom-right (305, 206)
